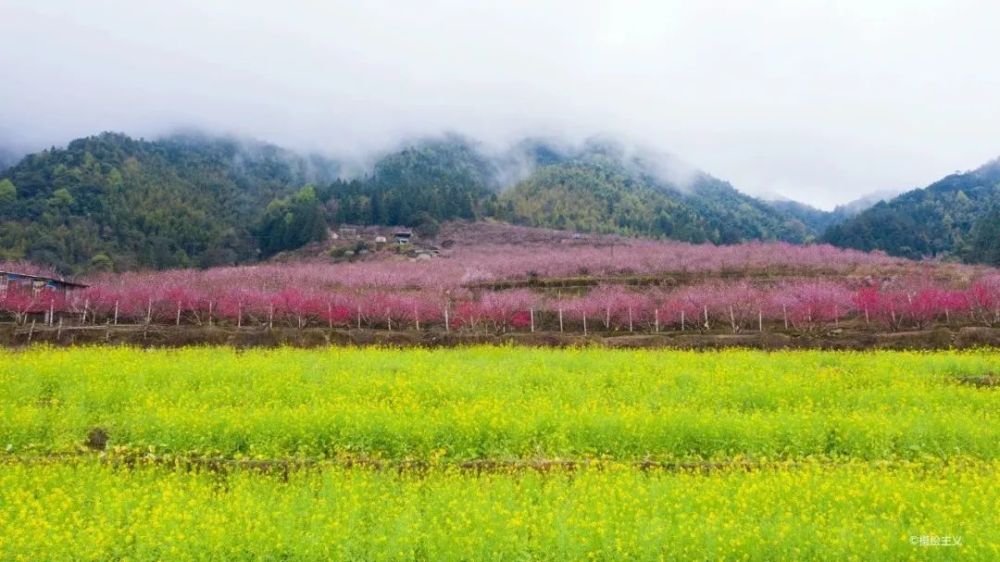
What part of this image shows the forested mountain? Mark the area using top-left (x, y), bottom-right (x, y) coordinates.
top-left (320, 135), bottom-right (813, 244)
top-left (833, 190), bottom-right (901, 218)
top-left (0, 132), bottom-right (339, 272)
top-left (495, 160), bottom-right (709, 240)
top-left (765, 200), bottom-right (836, 236)
top-left (496, 140), bottom-right (811, 244)
top-left (5, 129), bottom-right (943, 274)
top-left (823, 159), bottom-right (1000, 263)
top-left (326, 135), bottom-right (501, 228)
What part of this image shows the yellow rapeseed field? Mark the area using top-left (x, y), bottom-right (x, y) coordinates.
top-left (0, 346), bottom-right (997, 560)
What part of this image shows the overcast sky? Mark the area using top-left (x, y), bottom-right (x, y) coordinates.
top-left (2, 0), bottom-right (998, 209)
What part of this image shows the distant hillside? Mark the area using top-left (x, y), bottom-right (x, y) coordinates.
top-left (767, 190), bottom-right (897, 236)
top-left (323, 135), bottom-right (812, 244)
top-left (496, 140), bottom-right (810, 244)
top-left (832, 190), bottom-right (900, 217)
top-left (495, 160), bottom-right (709, 240)
top-left (2, 130), bottom-right (902, 273)
top-left (0, 132), bottom-right (339, 272)
top-left (823, 159), bottom-right (1000, 263)
top-left (327, 134), bottom-right (501, 228)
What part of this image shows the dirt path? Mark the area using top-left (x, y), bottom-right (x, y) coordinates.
top-left (3, 322), bottom-right (1000, 350)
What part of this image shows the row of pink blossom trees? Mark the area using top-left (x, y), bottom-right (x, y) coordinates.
top-left (5, 276), bottom-right (1000, 332)
top-left (57, 239), bottom-right (947, 294)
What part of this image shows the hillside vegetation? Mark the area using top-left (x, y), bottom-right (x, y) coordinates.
top-left (496, 147), bottom-right (809, 244)
top-left (766, 190), bottom-right (897, 235)
top-left (824, 159), bottom-right (1000, 263)
top-left (4, 130), bottom-right (999, 273)
top-left (1, 132), bottom-right (823, 273)
top-left (326, 135), bottom-right (501, 227)
top-left (0, 133), bottom-right (338, 271)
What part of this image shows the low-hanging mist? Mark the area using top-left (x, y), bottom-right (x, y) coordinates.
top-left (3, 1), bottom-right (1000, 209)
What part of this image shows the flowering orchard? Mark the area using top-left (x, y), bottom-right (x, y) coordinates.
top-left (5, 239), bottom-right (942, 294)
top-left (5, 275), bottom-right (1000, 333)
top-left (3, 241), bottom-right (1000, 332)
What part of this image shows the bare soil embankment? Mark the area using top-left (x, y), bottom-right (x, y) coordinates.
top-left (3, 323), bottom-right (1000, 350)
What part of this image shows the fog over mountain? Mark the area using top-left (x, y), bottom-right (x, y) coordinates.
top-left (0, 147), bottom-right (22, 172)
top-left (2, 1), bottom-right (999, 209)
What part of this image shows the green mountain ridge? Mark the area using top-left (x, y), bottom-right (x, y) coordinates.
top-left (8, 130), bottom-right (990, 273)
top-left (823, 159), bottom-right (1000, 263)
top-left (0, 132), bottom-right (340, 271)
top-left (327, 134), bottom-right (502, 227)
top-left (328, 134), bottom-right (818, 244)
top-left (494, 143), bottom-right (812, 243)
top-left (765, 191), bottom-right (898, 235)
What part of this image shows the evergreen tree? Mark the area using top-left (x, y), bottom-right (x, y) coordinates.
top-left (968, 205), bottom-right (1000, 266)
top-left (256, 186), bottom-right (328, 257)
top-left (0, 179), bottom-right (15, 205)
